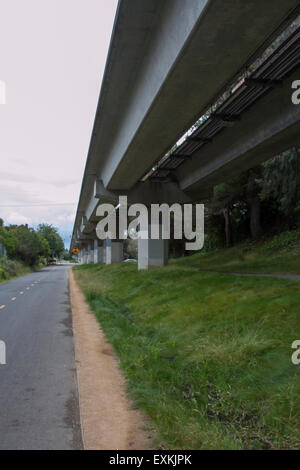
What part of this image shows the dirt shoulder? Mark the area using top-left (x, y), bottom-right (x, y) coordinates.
top-left (69, 268), bottom-right (151, 450)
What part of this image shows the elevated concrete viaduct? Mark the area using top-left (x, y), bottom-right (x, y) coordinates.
top-left (72, 0), bottom-right (300, 269)
top-left (178, 69), bottom-right (300, 199)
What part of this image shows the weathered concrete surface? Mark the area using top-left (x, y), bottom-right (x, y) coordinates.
top-left (105, 239), bottom-right (123, 264)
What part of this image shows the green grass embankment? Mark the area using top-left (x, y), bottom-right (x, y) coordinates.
top-left (73, 232), bottom-right (300, 449)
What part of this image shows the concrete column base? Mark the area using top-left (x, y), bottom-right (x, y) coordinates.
top-left (98, 246), bottom-right (104, 264)
top-left (105, 239), bottom-right (123, 264)
top-left (138, 238), bottom-right (168, 270)
top-left (83, 244), bottom-right (89, 264)
top-left (87, 242), bottom-right (94, 264)
top-left (93, 240), bottom-right (99, 263)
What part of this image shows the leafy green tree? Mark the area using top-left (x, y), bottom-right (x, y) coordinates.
top-left (209, 165), bottom-right (264, 246)
top-left (62, 249), bottom-right (75, 261)
top-left (0, 224), bottom-right (17, 256)
top-left (261, 148), bottom-right (300, 229)
top-left (210, 177), bottom-right (244, 246)
top-left (37, 233), bottom-right (51, 259)
top-left (10, 225), bottom-right (49, 266)
top-left (37, 224), bottom-right (64, 258)
top-left (245, 167), bottom-right (263, 240)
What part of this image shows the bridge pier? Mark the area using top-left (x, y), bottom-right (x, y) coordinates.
top-left (93, 240), bottom-right (105, 264)
top-left (105, 238), bottom-right (124, 264)
top-left (80, 245), bottom-right (87, 264)
top-left (87, 242), bottom-right (93, 264)
top-left (138, 238), bottom-right (169, 270)
top-left (93, 240), bottom-right (98, 263)
top-left (98, 245), bottom-right (104, 264)
top-left (102, 243), bottom-right (106, 264)
top-left (138, 219), bottom-right (169, 270)
top-left (84, 244), bottom-right (89, 264)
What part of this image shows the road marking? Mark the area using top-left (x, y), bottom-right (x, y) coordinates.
top-left (0, 305), bottom-right (5, 310)
top-left (20, 291), bottom-right (24, 295)
top-left (11, 297), bottom-right (16, 301)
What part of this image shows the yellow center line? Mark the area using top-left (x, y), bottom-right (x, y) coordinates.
top-left (0, 305), bottom-right (5, 310)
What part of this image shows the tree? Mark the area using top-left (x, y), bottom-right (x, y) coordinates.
top-left (62, 249), bottom-right (75, 261)
top-left (10, 225), bottom-right (50, 266)
top-left (245, 167), bottom-right (263, 240)
top-left (37, 224), bottom-right (64, 258)
top-left (261, 148), bottom-right (300, 229)
top-left (210, 178), bottom-right (244, 246)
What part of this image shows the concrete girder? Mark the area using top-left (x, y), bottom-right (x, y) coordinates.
top-left (71, 0), bottom-right (300, 253)
top-left (94, 0), bottom-right (300, 190)
top-left (86, 178), bottom-right (193, 225)
top-left (178, 72), bottom-right (300, 197)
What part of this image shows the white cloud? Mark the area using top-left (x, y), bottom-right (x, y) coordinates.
top-left (0, 0), bottom-right (118, 248)
top-left (6, 211), bottom-right (32, 225)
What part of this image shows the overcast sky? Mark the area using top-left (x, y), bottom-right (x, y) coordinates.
top-left (0, 0), bottom-right (118, 247)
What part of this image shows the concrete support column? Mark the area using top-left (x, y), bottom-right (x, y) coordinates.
top-left (105, 238), bottom-right (123, 264)
top-left (93, 240), bottom-right (105, 264)
top-left (102, 242), bottom-right (107, 264)
top-left (138, 238), bottom-right (168, 270)
top-left (138, 219), bottom-right (169, 270)
top-left (80, 247), bottom-right (84, 264)
top-left (93, 240), bottom-right (98, 264)
top-left (84, 244), bottom-right (89, 264)
top-left (88, 241), bottom-right (94, 264)
top-left (98, 245), bottom-right (104, 264)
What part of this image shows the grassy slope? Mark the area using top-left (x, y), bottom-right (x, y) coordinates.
top-left (174, 230), bottom-right (300, 274)
top-left (74, 237), bottom-right (300, 450)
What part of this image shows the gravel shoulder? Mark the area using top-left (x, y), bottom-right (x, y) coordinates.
top-left (69, 268), bottom-right (151, 450)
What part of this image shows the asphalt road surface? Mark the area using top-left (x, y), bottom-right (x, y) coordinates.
top-left (0, 265), bottom-right (83, 450)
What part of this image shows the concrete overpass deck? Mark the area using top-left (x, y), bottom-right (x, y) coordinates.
top-left (71, 0), bottom-right (300, 268)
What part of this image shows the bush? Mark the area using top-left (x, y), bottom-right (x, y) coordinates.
top-left (0, 257), bottom-right (29, 282)
top-left (263, 229), bottom-right (300, 252)
top-left (0, 266), bottom-right (6, 280)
